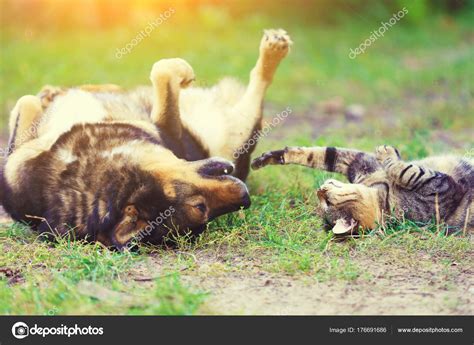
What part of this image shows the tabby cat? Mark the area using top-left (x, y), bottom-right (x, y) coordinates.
top-left (251, 145), bottom-right (473, 234)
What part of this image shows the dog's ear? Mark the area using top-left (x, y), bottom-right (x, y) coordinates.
top-left (332, 218), bottom-right (358, 235)
top-left (110, 205), bottom-right (146, 250)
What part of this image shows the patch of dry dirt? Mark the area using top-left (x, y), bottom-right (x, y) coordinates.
top-left (129, 251), bottom-right (474, 315)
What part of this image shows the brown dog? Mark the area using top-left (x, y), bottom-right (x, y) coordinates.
top-left (1, 29), bottom-right (292, 249)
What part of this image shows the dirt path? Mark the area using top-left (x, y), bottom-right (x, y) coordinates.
top-left (135, 251), bottom-right (474, 315)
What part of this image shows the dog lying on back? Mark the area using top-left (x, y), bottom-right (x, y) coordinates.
top-left (0, 29), bottom-right (292, 249)
top-left (252, 145), bottom-right (473, 234)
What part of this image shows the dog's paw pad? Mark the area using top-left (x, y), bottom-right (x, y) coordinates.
top-left (150, 58), bottom-right (195, 88)
top-left (260, 29), bottom-right (292, 57)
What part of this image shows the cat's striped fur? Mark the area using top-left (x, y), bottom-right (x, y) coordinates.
top-left (252, 146), bottom-right (473, 234)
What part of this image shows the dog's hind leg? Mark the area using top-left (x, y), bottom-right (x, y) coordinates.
top-left (228, 29), bottom-right (292, 179)
top-left (149, 58), bottom-right (195, 139)
top-left (7, 95), bottom-right (43, 154)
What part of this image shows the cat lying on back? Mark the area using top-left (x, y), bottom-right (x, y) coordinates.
top-left (252, 145), bottom-right (473, 234)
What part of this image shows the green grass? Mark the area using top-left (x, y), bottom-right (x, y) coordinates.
top-left (0, 7), bottom-right (473, 314)
top-left (1, 7), bottom-right (473, 123)
top-left (0, 223), bottom-right (206, 315)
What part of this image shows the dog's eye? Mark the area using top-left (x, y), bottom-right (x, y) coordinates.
top-left (194, 203), bottom-right (207, 214)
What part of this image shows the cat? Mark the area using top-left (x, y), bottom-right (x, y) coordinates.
top-left (251, 145), bottom-right (473, 234)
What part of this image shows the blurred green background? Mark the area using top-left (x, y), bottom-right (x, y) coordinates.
top-left (1, 0), bottom-right (473, 151)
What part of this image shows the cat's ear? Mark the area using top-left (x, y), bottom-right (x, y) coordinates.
top-left (332, 218), bottom-right (358, 235)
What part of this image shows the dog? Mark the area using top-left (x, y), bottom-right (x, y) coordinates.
top-left (0, 29), bottom-right (292, 249)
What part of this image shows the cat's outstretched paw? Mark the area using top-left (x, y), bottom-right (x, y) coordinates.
top-left (251, 149), bottom-right (286, 170)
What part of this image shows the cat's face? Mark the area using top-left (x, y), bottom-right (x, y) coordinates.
top-left (316, 179), bottom-right (384, 234)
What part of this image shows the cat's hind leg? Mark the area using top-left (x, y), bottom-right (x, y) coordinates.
top-left (376, 145), bottom-right (468, 228)
top-left (375, 145), bottom-right (439, 190)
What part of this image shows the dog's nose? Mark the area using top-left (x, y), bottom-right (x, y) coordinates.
top-left (198, 158), bottom-right (234, 177)
top-left (207, 177), bottom-right (251, 220)
top-left (222, 177), bottom-right (251, 211)
top-left (240, 189), bottom-right (251, 209)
